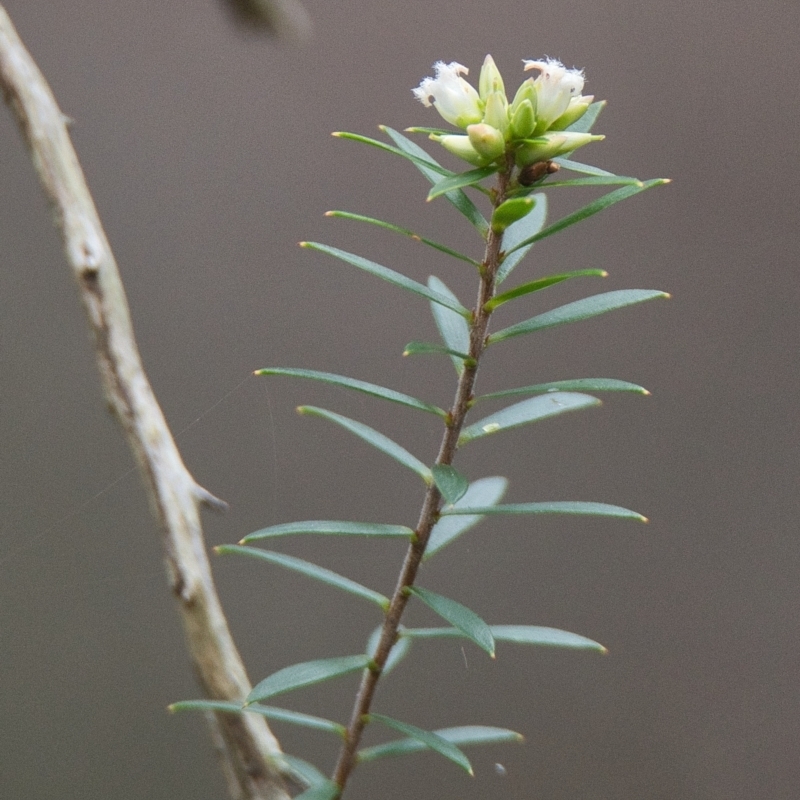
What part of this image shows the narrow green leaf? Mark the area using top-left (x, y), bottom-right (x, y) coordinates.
top-left (217, 546), bottom-right (390, 609)
top-left (255, 367), bottom-right (446, 417)
top-left (382, 126), bottom-right (489, 237)
top-left (542, 175), bottom-right (643, 188)
top-left (552, 156), bottom-right (615, 176)
top-left (402, 625), bottom-right (606, 652)
top-left (491, 625), bottom-right (606, 651)
top-left (427, 166), bottom-right (497, 201)
top-left (563, 99), bottom-right (605, 133)
top-left (368, 713), bottom-right (474, 775)
top-left (488, 289), bottom-right (669, 344)
top-left (280, 754), bottom-right (329, 788)
top-left (325, 211), bottom-right (480, 266)
top-left (333, 131), bottom-right (453, 177)
top-left (432, 464), bottom-right (469, 505)
top-left (458, 393), bottom-right (601, 446)
top-left (485, 269), bottom-right (607, 311)
top-left (242, 520), bottom-right (415, 543)
top-left (301, 242), bottom-right (470, 318)
top-left (247, 705), bottom-right (346, 736)
top-left (426, 476), bottom-right (508, 559)
top-left (168, 700), bottom-right (347, 736)
top-left (405, 125), bottom-right (460, 136)
top-left (495, 192), bottom-right (547, 284)
top-left (366, 625), bottom-right (413, 676)
top-left (168, 699), bottom-right (244, 715)
top-left (476, 378), bottom-right (649, 402)
top-left (503, 180), bottom-right (670, 257)
top-left (439, 501), bottom-right (647, 522)
top-left (403, 340), bottom-right (475, 365)
top-left (298, 406), bottom-right (432, 483)
top-left (247, 655), bottom-right (370, 704)
top-left (358, 725), bottom-right (523, 763)
top-left (428, 276), bottom-right (471, 377)
top-left (293, 782), bottom-right (340, 800)
top-left (408, 586), bottom-right (494, 657)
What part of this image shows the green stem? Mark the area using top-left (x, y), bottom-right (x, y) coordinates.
top-left (331, 160), bottom-right (513, 795)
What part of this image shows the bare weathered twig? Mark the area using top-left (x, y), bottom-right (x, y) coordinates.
top-left (0, 7), bottom-right (289, 799)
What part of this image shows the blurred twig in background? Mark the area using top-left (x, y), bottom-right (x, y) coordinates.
top-left (221, 0), bottom-right (312, 41)
top-left (0, 6), bottom-right (290, 799)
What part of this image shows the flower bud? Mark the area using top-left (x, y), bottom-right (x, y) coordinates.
top-left (466, 123), bottom-right (507, 161)
top-left (510, 77), bottom-right (536, 114)
top-left (432, 133), bottom-right (489, 166)
top-left (509, 99), bottom-right (535, 140)
top-left (491, 196), bottom-right (536, 233)
top-left (478, 54), bottom-right (506, 100)
top-left (515, 132), bottom-right (603, 166)
top-left (549, 95), bottom-right (594, 131)
top-left (482, 90), bottom-right (509, 135)
top-left (413, 62), bottom-right (484, 128)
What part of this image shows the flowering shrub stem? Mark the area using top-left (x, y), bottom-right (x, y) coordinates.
top-left (331, 157), bottom-right (514, 793)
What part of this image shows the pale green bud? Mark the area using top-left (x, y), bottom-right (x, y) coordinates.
top-left (482, 91), bottom-right (509, 134)
top-left (466, 123), bottom-right (507, 161)
top-left (413, 62), bottom-right (484, 128)
top-left (509, 99), bottom-right (535, 140)
top-left (515, 132), bottom-right (603, 166)
top-left (549, 95), bottom-right (594, 131)
top-left (510, 77), bottom-right (536, 114)
top-left (491, 196), bottom-right (536, 234)
top-left (478, 54), bottom-right (506, 101)
top-left (432, 133), bottom-right (490, 166)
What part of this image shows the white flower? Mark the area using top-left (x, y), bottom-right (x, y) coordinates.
top-left (522, 58), bottom-right (586, 131)
top-left (413, 61), bottom-right (484, 128)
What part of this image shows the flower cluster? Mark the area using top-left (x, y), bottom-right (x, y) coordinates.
top-left (413, 56), bottom-right (602, 168)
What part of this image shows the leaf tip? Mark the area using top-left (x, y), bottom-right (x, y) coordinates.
top-left (641, 515), bottom-right (650, 523)
top-left (212, 545), bottom-right (222, 555)
top-left (331, 131), bottom-right (343, 138)
top-left (299, 241), bottom-right (310, 248)
top-left (600, 645), bottom-right (610, 655)
top-left (167, 703), bottom-right (178, 714)
top-left (642, 389), bottom-right (652, 396)
top-left (663, 292), bottom-right (672, 300)
top-left (324, 210), bottom-right (334, 217)
top-left (600, 270), bottom-right (609, 278)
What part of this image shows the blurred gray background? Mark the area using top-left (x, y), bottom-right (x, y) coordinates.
top-left (1, 1), bottom-right (798, 798)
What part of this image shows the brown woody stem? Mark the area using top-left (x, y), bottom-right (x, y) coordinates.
top-left (331, 159), bottom-right (514, 793)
